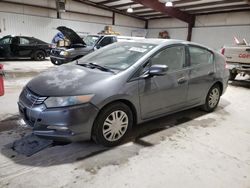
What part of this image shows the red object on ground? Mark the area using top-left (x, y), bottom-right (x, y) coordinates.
top-left (0, 64), bottom-right (4, 96)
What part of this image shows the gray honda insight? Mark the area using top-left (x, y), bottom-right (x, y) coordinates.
top-left (18, 39), bottom-right (229, 146)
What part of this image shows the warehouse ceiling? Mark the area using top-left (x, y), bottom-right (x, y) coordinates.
top-left (75, 0), bottom-right (250, 20)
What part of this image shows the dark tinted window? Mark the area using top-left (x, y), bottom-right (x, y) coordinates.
top-left (0, 37), bottom-right (12, 45)
top-left (99, 37), bottom-right (113, 47)
top-left (189, 46), bottom-right (213, 66)
top-left (150, 46), bottom-right (185, 72)
top-left (29, 38), bottom-right (39, 44)
top-left (20, 37), bottom-right (30, 45)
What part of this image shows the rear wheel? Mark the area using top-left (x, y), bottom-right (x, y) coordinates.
top-left (92, 102), bottom-right (133, 147)
top-left (229, 70), bottom-right (237, 81)
top-left (33, 50), bottom-right (46, 61)
top-left (202, 84), bottom-right (221, 112)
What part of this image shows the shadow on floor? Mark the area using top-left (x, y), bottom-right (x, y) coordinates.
top-left (0, 58), bottom-right (49, 62)
top-left (0, 99), bottom-right (230, 171)
top-left (229, 79), bottom-right (250, 89)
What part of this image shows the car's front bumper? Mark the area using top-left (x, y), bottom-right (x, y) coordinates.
top-left (50, 56), bottom-right (73, 65)
top-left (18, 100), bottom-right (99, 142)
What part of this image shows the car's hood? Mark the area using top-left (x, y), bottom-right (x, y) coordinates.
top-left (57, 26), bottom-right (86, 46)
top-left (26, 64), bottom-right (113, 96)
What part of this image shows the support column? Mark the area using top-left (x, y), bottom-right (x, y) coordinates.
top-left (187, 16), bottom-right (195, 41)
top-left (112, 12), bottom-right (115, 25)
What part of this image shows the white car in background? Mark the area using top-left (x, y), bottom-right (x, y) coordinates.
top-left (221, 37), bottom-right (250, 80)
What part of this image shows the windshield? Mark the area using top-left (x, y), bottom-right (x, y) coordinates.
top-left (83, 35), bottom-right (100, 46)
top-left (78, 42), bottom-right (156, 71)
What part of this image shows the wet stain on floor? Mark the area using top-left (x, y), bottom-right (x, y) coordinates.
top-left (0, 115), bottom-right (21, 132)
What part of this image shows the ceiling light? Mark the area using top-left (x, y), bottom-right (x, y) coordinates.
top-left (165, 1), bottom-right (173, 7)
top-left (127, 7), bottom-right (133, 13)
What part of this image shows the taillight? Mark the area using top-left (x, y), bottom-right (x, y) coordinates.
top-left (220, 47), bottom-right (225, 55)
top-left (225, 61), bottom-right (229, 69)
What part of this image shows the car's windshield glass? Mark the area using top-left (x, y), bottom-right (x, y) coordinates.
top-left (78, 42), bottom-right (156, 71)
top-left (83, 35), bottom-right (100, 46)
top-left (0, 37), bottom-right (12, 45)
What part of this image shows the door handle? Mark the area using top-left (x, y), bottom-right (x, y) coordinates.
top-left (177, 77), bottom-right (187, 84)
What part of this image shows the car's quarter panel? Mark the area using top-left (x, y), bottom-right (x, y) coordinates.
top-left (214, 52), bottom-right (229, 94)
top-left (186, 45), bottom-right (216, 106)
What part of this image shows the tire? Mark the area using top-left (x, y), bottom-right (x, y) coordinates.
top-left (229, 70), bottom-right (237, 81)
top-left (92, 102), bottom-right (133, 147)
top-left (202, 84), bottom-right (221, 112)
top-left (33, 50), bottom-right (46, 61)
top-left (50, 58), bottom-right (59, 65)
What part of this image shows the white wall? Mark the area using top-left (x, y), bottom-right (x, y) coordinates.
top-left (147, 11), bottom-right (250, 49)
top-left (0, 0), bottom-right (146, 42)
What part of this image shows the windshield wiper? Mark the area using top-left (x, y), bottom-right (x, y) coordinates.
top-left (79, 62), bottom-right (115, 73)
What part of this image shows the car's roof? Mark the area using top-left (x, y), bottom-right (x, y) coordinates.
top-left (119, 38), bottom-right (185, 45)
top-left (120, 38), bottom-right (213, 51)
top-left (2, 35), bottom-right (36, 39)
top-left (88, 34), bottom-right (117, 37)
top-left (141, 38), bottom-right (183, 44)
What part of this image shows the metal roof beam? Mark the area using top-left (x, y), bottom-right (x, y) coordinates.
top-left (187, 4), bottom-right (249, 13)
top-left (110, 2), bottom-right (137, 8)
top-left (97, 0), bottom-right (121, 4)
top-left (132, 0), bottom-right (195, 24)
top-left (177, 0), bottom-right (246, 9)
top-left (73, 0), bottom-right (146, 20)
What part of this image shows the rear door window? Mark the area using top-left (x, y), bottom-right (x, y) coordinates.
top-left (189, 46), bottom-right (214, 66)
top-left (19, 37), bottom-right (30, 45)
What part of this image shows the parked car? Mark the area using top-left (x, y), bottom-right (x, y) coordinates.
top-left (221, 38), bottom-right (250, 80)
top-left (0, 35), bottom-right (51, 60)
top-left (50, 26), bottom-right (117, 65)
top-left (18, 39), bottom-right (229, 146)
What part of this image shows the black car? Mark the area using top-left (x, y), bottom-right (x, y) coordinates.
top-left (50, 26), bottom-right (117, 65)
top-left (0, 35), bottom-right (51, 61)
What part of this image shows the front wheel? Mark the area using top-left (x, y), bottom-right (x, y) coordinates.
top-left (202, 84), bottom-right (221, 112)
top-left (50, 58), bottom-right (60, 65)
top-left (92, 102), bottom-right (133, 147)
top-left (33, 50), bottom-right (46, 61)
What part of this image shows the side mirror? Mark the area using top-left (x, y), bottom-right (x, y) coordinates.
top-left (95, 44), bottom-right (101, 50)
top-left (142, 64), bottom-right (168, 78)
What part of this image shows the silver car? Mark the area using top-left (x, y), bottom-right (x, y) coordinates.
top-left (18, 39), bottom-right (229, 146)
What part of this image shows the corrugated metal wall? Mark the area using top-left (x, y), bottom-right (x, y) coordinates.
top-left (147, 11), bottom-right (250, 49)
top-left (0, 0), bottom-right (146, 43)
top-left (0, 12), bottom-right (146, 43)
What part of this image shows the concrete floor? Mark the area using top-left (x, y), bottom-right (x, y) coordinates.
top-left (0, 59), bottom-right (250, 188)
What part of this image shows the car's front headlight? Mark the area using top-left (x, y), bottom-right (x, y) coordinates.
top-left (44, 94), bottom-right (94, 108)
top-left (60, 51), bottom-right (70, 56)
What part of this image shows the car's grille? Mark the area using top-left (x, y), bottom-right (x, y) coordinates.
top-left (23, 88), bottom-right (47, 105)
top-left (51, 49), bottom-right (61, 56)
